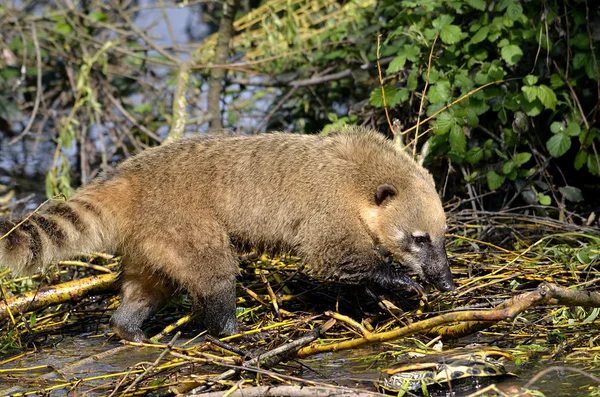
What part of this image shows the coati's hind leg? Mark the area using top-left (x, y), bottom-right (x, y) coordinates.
top-left (110, 259), bottom-right (175, 342)
top-left (198, 276), bottom-right (238, 337)
top-left (156, 223), bottom-right (240, 337)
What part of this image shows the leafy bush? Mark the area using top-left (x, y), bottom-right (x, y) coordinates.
top-left (368, 0), bottom-right (599, 206)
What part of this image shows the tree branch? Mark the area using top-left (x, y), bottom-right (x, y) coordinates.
top-left (207, 0), bottom-right (239, 131)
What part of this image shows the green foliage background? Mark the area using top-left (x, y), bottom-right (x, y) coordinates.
top-left (364, 0), bottom-right (599, 208)
top-left (0, 0), bottom-right (598, 212)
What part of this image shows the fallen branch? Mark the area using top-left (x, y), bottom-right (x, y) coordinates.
top-left (297, 282), bottom-right (600, 358)
top-left (0, 273), bottom-right (117, 322)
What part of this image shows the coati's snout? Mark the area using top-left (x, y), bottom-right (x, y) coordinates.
top-left (417, 237), bottom-right (454, 292)
top-left (367, 183), bottom-right (455, 292)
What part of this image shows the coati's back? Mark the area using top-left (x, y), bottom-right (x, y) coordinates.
top-left (110, 128), bottom-right (440, 255)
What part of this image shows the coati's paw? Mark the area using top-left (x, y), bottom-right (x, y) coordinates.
top-left (373, 266), bottom-right (425, 296)
top-left (110, 318), bottom-right (149, 342)
top-left (400, 278), bottom-right (425, 296)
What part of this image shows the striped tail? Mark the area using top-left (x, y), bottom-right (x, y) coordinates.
top-left (0, 197), bottom-right (116, 275)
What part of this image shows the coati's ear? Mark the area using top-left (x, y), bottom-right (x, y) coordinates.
top-left (375, 184), bottom-right (398, 206)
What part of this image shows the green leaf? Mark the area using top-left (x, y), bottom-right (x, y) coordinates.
top-left (559, 186), bottom-right (583, 203)
top-left (565, 122), bottom-right (581, 137)
top-left (470, 26), bottom-right (489, 44)
top-left (550, 73), bottom-right (565, 89)
top-left (454, 74), bottom-right (474, 91)
top-left (427, 68), bottom-right (440, 84)
top-left (487, 170), bottom-right (506, 190)
top-left (538, 193), bottom-right (551, 206)
top-left (449, 125), bottom-right (466, 153)
top-left (572, 53), bottom-right (588, 70)
top-left (465, 147), bottom-right (484, 164)
top-left (580, 128), bottom-right (597, 145)
top-left (587, 154), bottom-right (599, 176)
top-left (537, 85), bottom-right (557, 110)
top-left (488, 62), bottom-right (506, 80)
top-left (522, 98), bottom-right (543, 117)
top-left (523, 75), bottom-right (538, 86)
top-left (406, 69), bottom-right (418, 91)
top-left (434, 111), bottom-right (455, 134)
top-left (464, 170), bottom-right (479, 183)
top-left (503, 160), bottom-right (515, 175)
top-left (466, 0), bottom-right (486, 10)
top-left (432, 14), bottom-right (454, 30)
top-left (369, 86), bottom-right (398, 108)
top-left (501, 44), bottom-right (523, 65)
top-left (45, 171), bottom-right (56, 198)
top-left (574, 150), bottom-right (587, 170)
top-left (386, 55), bottom-right (407, 74)
top-left (440, 24), bottom-right (462, 44)
top-left (521, 85), bottom-right (539, 102)
top-left (403, 45), bottom-right (421, 62)
top-left (133, 103), bottom-right (153, 114)
top-left (577, 249), bottom-right (597, 266)
top-left (571, 33), bottom-right (590, 50)
top-left (55, 23), bottom-right (72, 35)
top-left (89, 11), bottom-right (108, 22)
top-left (389, 88), bottom-right (409, 107)
top-left (550, 121), bottom-right (564, 134)
top-left (497, 0), bottom-right (512, 10)
top-left (428, 80), bottom-right (451, 104)
top-left (475, 71), bottom-right (490, 85)
top-left (514, 152), bottom-right (532, 165)
top-left (470, 97), bottom-right (490, 115)
top-left (546, 133), bottom-right (571, 157)
top-left (464, 107), bottom-right (479, 127)
top-left (506, 1), bottom-right (523, 20)
top-left (498, 107), bottom-right (507, 124)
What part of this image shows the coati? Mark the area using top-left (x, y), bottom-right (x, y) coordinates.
top-left (0, 126), bottom-right (454, 342)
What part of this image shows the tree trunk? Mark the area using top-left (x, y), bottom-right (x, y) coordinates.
top-left (207, 0), bottom-right (239, 131)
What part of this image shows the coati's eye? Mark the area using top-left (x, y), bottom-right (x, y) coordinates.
top-left (413, 234), bottom-right (431, 245)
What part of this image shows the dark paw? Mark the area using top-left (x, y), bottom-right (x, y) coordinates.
top-left (110, 323), bottom-right (148, 342)
top-left (109, 316), bottom-right (149, 342)
top-left (398, 278), bottom-right (425, 296)
top-left (374, 266), bottom-right (425, 296)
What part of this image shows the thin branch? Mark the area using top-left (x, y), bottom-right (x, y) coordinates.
top-left (207, 0), bottom-right (239, 131)
top-left (9, 22), bottom-right (43, 145)
top-left (104, 90), bottom-right (163, 142)
top-left (158, 0), bottom-right (180, 59)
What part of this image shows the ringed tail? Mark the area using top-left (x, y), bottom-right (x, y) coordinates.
top-left (0, 189), bottom-right (117, 276)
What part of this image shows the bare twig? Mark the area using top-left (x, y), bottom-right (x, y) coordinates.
top-left (8, 23), bottom-right (43, 145)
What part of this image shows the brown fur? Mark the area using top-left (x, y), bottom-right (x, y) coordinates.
top-left (0, 126), bottom-right (453, 341)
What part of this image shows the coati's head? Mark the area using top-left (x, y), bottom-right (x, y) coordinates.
top-left (362, 180), bottom-right (454, 292)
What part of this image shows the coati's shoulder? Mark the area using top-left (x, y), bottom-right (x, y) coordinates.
top-left (325, 125), bottom-right (436, 188)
